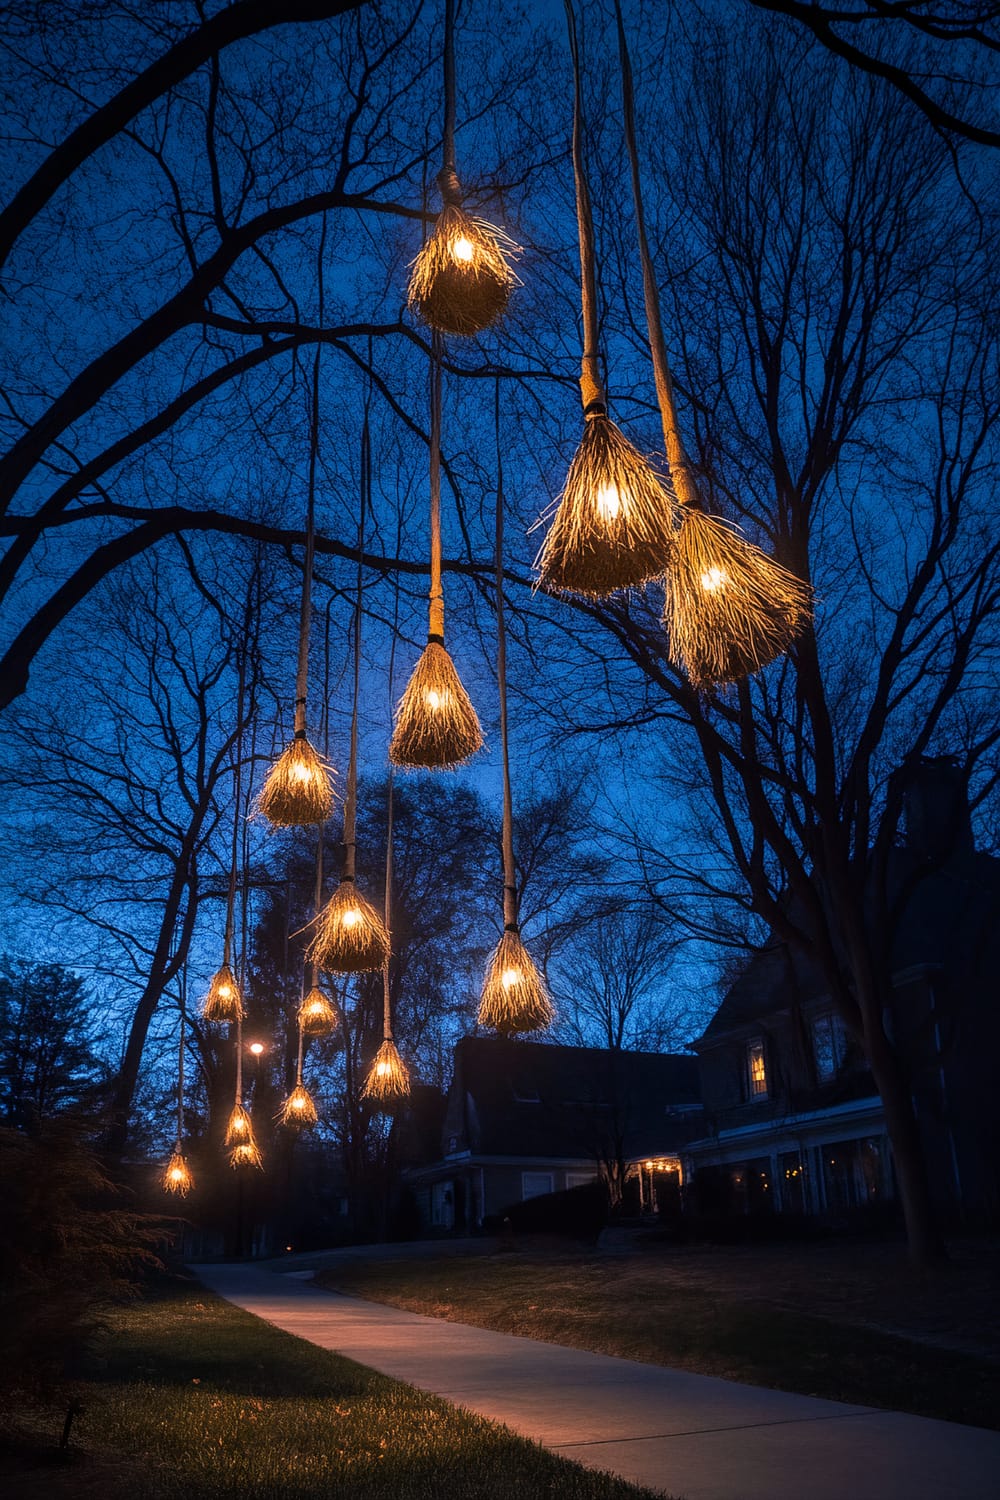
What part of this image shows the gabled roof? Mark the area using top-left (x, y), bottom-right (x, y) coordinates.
top-left (699, 846), bottom-right (1000, 1045)
top-left (448, 1037), bottom-right (701, 1160)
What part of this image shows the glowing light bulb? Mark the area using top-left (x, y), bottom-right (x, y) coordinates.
top-left (169, 1167), bottom-right (184, 1182)
top-left (453, 236), bottom-right (475, 263)
top-left (291, 761), bottom-right (314, 784)
top-left (340, 907), bottom-right (362, 929)
top-left (501, 966), bottom-right (523, 989)
top-left (249, 1041), bottom-right (264, 1056)
top-left (426, 689), bottom-right (445, 711)
top-left (291, 1095), bottom-right (305, 1111)
top-left (307, 1000), bottom-right (323, 1017)
top-left (700, 566), bottom-right (728, 592)
top-left (376, 1060), bottom-right (391, 1077)
top-left (218, 983), bottom-right (232, 999)
top-left (595, 483), bottom-right (622, 522)
top-left (231, 1115), bottom-right (247, 1134)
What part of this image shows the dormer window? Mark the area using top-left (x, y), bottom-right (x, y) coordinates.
top-left (746, 1038), bottom-right (768, 1100)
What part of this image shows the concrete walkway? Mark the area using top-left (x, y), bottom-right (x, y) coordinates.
top-left (193, 1261), bottom-right (1000, 1500)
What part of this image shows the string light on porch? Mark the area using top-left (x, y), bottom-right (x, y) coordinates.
top-left (612, 0), bottom-right (812, 687)
top-left (407, 0), bottom-right (518, 336)
top-left (479, 379), bottom-right (553, 1037)
top-left (534, 0), bottom-right (676, 598)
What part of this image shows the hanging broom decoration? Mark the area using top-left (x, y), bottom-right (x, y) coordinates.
top-left (162, 1006), bottom-right (194, 1195)
top-left (202, 661), bottom-right (248, 1024)
top-left (278, 993), bottom-right (319, 1129)
top-left (612, 0), bottom-right (812, 686)
top-left (362, 773), bottom-right (411, 1106)
top-left (259, 317), bottom-right (335, 824)
top-left (534, 1), bottom-right (676, 598)
top-left (310, 401), bottom-right (391, 972)
top-left (407, 0), bottom-right (517, 336)
top-left (480, 381), bottom-right (554, 1037)
top-left (389, 343), bottom-right (483, 768)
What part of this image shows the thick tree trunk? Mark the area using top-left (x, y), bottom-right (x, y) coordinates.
top-left (865, 1018), bottom-right (946, 1267)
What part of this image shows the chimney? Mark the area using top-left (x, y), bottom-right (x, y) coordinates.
top-left (903, 756), bottom-right (974, 861)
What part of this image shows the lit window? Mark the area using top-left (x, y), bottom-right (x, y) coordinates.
top-left (746, 1039), bottom-right (768, 1099)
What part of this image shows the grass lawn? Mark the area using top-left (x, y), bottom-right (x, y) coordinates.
top-left (314, 1240), bottom-right (1000, 1432)
top-left (1, 1280), bottom-right (669, 1500)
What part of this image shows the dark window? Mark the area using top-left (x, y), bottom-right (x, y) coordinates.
top-left (812, 1014), bottom-right (846, 1082)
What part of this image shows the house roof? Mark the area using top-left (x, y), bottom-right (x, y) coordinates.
top-left (448, 1037), bottom-right (701, 1160)
top-left (699, 847), bottom-right (1000, 1045)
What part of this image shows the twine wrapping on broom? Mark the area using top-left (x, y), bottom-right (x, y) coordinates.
top-left (311, 392), bottom-right (390, 969)
top-left (389, 338), bottom-right (483, 768)
top-left (480, 378), bottom-right (553, 1037)
top-left (612, 0), bottom-right (812, 686)
top-left (534, 0), bottom-right (675, 598)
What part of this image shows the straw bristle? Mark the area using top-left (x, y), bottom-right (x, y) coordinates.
top-left (388, 642), bottom-right (483, 769)
top-left (224, 1102), bottom-right (254, 1147)
top-left (229, 1138), bottom-right (263, 1170)
top-left (361, 1038), bottom-right (411, 1105)
top-left (308, 879), bottom-right (390, 973)
top-left (477, 929), bottom-right (554, 1037)
top-left (161, 1151), bottom-right (193, 1196)
top-left (278, 1083), bottom-right (318, 1128)
top-left (535, 415), bottom-right (677, 597)
top-left (662, 508), bottom-right (813, 688)
top-left (257, 737), bottom-right (334, 828)
top-left (201, 963), bottom-right (245, 1023)
top-left (407, 204), bottom-right (516, 336)
top-left (299, 985), bottom-right (339, 1035)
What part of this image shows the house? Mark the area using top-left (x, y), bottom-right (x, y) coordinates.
top-left (406, 1037), bottom-right (702, 1233)
top-left (681, 759), bottom-right (1000, 1226)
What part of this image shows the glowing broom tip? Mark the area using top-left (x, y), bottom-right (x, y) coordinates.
top-left (478, 930), bottom-right (553, 1037)
top-left (278, 1083), bottom-right (318, 1128)
top-left (389, 641), bottom-right (483, 770)
top-left (298, 985), bottom-right (339, 1035)
top-left (535, 414), bottom-right (677, 597)
top-left (201, 962), bottom-right (245, 1022)
top-left (162, 1152), bottom-right (193, 1196)
top-left (257, 736), bottom-right (335, 828)
top-left (361, 1038), bottom-right (411, 1106)
top-left (407, 203), bottom-right (517, 336)
top-left (308, 879), bottom-right (389, 974)
top-left (662, 507), bottom-right (813, 688)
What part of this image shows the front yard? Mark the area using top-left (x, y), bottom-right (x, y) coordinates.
top-left (0, 1281), bottom-right (666, 1500)
top-left (315, 1235), bottom-right (1000, 1431)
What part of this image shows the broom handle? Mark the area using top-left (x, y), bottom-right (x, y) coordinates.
top-left (428, 335), bottom-right (445, 641)
top-left (296, 1015), bottom-right (305, 1086)
top-left (438, 0), bottom-right (462, 206)
top-left (383, 771), bottom-right (395, 1041)
top-left (294, 343), bottom-right (321, 737)
top-left (495, 377), bottom-right (518, 933)
top-left (177, 1004), bottom-right (185, 1149)
top-left (564, 0), bottom-right (605, 416)
top-left (223, 610), bottom-right (249, 969)
top-left (343, 398), bottom-right (368, 884)
top-left (613, 0), bottom-right (700, 510)
top-left (311, 830), bottom-right (323, 989)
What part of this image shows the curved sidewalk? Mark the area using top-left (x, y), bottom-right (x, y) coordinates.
top-left (194, 1261), bottom-right (1000, 1500)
